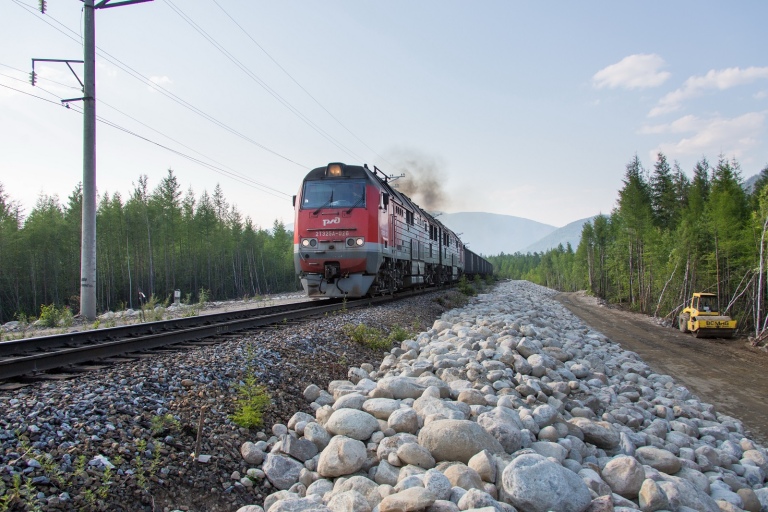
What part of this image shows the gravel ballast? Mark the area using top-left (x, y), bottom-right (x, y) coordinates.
top-left (4, 281), bottom-right (768, 511)
top-left (0, 290), bottom-right (460, 511)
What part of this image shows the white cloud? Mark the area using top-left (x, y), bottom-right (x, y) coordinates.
top-left (642, 112), bottom-right (766, 161)
top-left (756, 90), bottom-right (768, 100)
top-left (649, 66), bottom-right (768, 117)
top-left (592, 54), bottom-right (670, 90)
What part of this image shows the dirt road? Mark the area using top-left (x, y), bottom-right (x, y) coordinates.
top-left (555, 291), bottom-right (768, 445)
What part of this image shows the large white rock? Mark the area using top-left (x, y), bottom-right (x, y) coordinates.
top-left (378, 376), bottom-right (449, 399)
top-left (413, 396), bottom-right (469, 420)
top-left (397, 442), bottom-right (436, 469)
top-left (388, 407), bottom-right (419, 434)
top-left (316, 436), bottom-right (367, 478)
top-left (418, 419), bottom-right (504, 463)
top-left (635, 446), bottom-right (681, 474)
top-left (379, 487), bottom-right (436, 512)
top-left (567, 417), bottom-right (620, 450)
top-left (324, 408), bottom-right (379, 441)
top-left (262, 454), bottom-right (305, 490)
top-left (656, 475), bottom-right (720, 512)
top-left (476, 407), bottom-right (523, 453)
top-left (326, 490), bottom-right (371, 512)
top-left (303, 422), bottom-right (331, 450)
top-left (331, 476), bottom-right (382, 510)
top-left (601, 455), bottom-right (644, 499)
top-left (443, 463), bottom-right (484, 491)
top-left (362, 398), bottom-right (401, 419)
top-left (501, 453), bottom-right (591, 512)
top-left (423, 468), bottom-right (452, 501)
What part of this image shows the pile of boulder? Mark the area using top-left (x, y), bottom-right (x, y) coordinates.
top-left (233, 281), bottom-right (768, 512)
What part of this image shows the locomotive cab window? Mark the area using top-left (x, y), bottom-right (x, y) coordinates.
top-left (301, 180), bottom-right (366, 209)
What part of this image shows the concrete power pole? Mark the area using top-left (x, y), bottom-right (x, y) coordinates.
top-left (80, 0), bottom-right (97, 320)
top-left (81, 0), bottom-right (152, 320)
top-left (32, 0), bottom-right (151, 320)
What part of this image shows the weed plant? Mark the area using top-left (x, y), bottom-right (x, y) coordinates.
top-left (434, 291), bottom-right (469, 309)
top-left (457, 275), bottom-right (477, 297)
top-left (150, 414), bottom-right (180, 436)
top-left (38, 304), bottom-right (73, 328)
top-left (231, 375), bottom-right (271, 428)
top-left (342, 323), bottom-right (417, 351)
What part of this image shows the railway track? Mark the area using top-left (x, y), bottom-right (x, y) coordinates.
top-left (0, 291), bottom-right (423, 381)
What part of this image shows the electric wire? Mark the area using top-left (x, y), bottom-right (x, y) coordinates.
top-left (96, 99), bottom-right (290, 197)
top-left (11, 0), bottom-right (308, 170)
top-left (0, 81), bottom-right (292, 199)
top-left (0, 82), bottom-right (65, 108)
top-left (0, 62), bottom-right (82, 91)
top-left (210, 0), bottom-right (396, 169)
top-left (0, 64), bottom-right (287, 196)
top-left (161, 0), bottom-right (365, 163)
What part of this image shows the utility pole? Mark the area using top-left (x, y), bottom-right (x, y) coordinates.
top-left (80, 0), bottom-right (97, 320)
top-left (32, 0), bottom-right (152, 320)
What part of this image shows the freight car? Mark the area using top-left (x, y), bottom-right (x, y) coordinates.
top-left (293, 162), bottom-right (492, 297)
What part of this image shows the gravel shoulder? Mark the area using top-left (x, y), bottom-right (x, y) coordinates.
top-left (0, 290), bottom-right (466, 511)
top-left (555, 290), bottom-right (768, 445)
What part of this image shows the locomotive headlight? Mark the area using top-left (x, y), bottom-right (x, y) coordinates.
top-left (301, 238), bottom-right (318, 248)
top-left (347, 237), bottom-right (364, 247)
top-left (355, 237), bottom-right (364, 246)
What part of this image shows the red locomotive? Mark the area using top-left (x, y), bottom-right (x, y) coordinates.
top-left (293, 162), bottom-right (492, 298)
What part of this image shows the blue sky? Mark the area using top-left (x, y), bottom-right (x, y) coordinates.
top-left (2, 1), bottom-right (766, 229)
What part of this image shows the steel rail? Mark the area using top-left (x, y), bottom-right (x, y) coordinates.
top-left (0, 300), bottom-right (326, 358)
top-left (0, 289), bottom-right (427, 380)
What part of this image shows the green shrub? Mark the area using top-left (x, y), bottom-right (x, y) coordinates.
top-left (389, 325), bottom-right (413, 343)
top-left (150, 413), bottom-right (180, 435)
top-left (457, 275), bottom-right (477, 296)
top-left (231, 375), bottom-right (271, 428)
top-left (39, 304), bottom-right (65, 328)
top-left (342, 323), bottom-right (392, 350)
top-left (342, 323), bottom-right (416, 350)
top-left (434, 291), bottom-right (469, 309)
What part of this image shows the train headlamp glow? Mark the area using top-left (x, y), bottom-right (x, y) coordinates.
top-left (346, 237), bottom-right (364, 247)
top-left (301, 238), bottom-right (317, 248)
top-left (327, 164), bottom-right (343, 177)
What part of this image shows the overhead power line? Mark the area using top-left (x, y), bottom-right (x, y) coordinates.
top-left (210, 0), bottom-right (395, 169)
top-left (11, 0), bottom-right (308, 170)
top-left (162, 0), bottom-right (365, 163)
top-left (0, 81), bottom-right (291, 199)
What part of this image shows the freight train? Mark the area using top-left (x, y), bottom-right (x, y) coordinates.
top-left (293, 162), bottom-right (493, 298)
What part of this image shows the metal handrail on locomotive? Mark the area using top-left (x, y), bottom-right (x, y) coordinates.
top-left (293, 162), bottom-right (493, 297)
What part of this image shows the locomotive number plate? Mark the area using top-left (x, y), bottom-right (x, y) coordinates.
top-left (316, 230), bottom-right (351, 237)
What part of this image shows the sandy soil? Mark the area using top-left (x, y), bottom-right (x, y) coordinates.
top-left (555, 291), bottom-right (768, 446)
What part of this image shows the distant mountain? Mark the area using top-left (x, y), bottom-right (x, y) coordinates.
top-left (743, 171), bottom-right (765, 194)
top-left (523, 216), bottom-right (597, 254)
top-left (438, 212), bottom-right (556, 256)
top-left (290, 211), bottom-right (594, 257)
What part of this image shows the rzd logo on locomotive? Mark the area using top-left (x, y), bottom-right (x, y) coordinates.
top-left (322, 217), bottom-right (341, 227)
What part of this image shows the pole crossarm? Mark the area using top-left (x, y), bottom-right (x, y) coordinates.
top-left (95, 0), bottom-right (152, 9)
top-left (31, 58), bottom-right (85, 88)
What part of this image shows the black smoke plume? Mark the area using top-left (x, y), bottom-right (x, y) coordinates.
top-left (385, 149), bottom-right (447, 212)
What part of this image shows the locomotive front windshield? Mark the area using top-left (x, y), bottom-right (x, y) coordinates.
top-left (301, 180), bottom-right (366, 209)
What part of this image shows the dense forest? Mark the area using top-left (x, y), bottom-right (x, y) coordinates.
top-left (0, 170), bottom-right (296, 323)
top-left (489, 153), bottom-right (768, 336)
